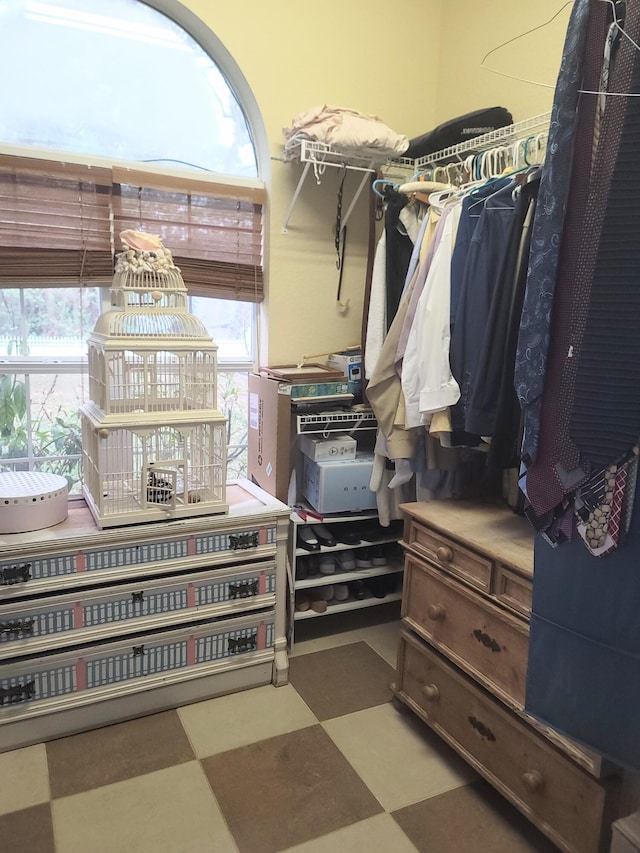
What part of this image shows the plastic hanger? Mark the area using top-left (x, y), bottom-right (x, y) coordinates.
top-left (481, 0), bottom-right (640, 97)
top-left (371, 178), bottom-right (395, 199)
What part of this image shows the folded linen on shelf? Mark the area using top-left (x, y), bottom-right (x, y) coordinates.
top-left (283, 104), bottom-right (409, 162)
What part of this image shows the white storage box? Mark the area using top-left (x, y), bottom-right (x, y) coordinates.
top-left (303, 453), bottom-right (376, 514)
top-left (299, 435), bottom-right (357, 462)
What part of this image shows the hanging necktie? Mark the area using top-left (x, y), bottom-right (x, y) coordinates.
top-left (521, 0), bottom-right (616, 519)
top-left (513, 0), bottom-right (596, 465)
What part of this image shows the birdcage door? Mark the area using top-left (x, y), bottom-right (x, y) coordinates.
top-left (144, 465), bottom-right (177, 510)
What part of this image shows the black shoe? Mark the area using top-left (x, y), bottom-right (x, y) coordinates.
top-left (297, 526), bottom-right (320, 552)
top-left (349, 580), bottom-right (367, 600)
top-left (328, 525), bottom-right (361, 545)
top-left (311, 523), bottom-right (336, 547)
top-left (367, 576), bottom-right (388, 599)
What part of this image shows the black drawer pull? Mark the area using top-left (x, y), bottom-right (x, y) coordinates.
top-left (228, 633), bottom-right (257, 654)
top-left (472, 629), bottom-right (501, 653)
top-left (229, 532), bottom-right (259, 551)
top-left (0, 618), bottom-right (34, 636)
top-left (131, 591), bottom-right (144, 604)
top-left (468, 715), bottom-right (496, 742)
top-left (0, 680), bottom-right (35, 705)
top-left (0, 563), bottom-right (32, 585)
top-left (132, 645), bottom-right (145, 656)
top-left (229, 580), bottom-right (258, 600)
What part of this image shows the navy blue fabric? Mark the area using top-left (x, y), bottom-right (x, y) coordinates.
top-left (449, 179), bottom-right (515, 446)
top-left (514, 0), bottom-right (593, 464)
top-left (526, 494), bottom-right (640, 771)
top-left (449, 178), bottom-right (511, 325)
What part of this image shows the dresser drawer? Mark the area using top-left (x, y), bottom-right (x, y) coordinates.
top-left (0, 611), bottom-right (275, 713)
top-left (405, 520), bottom-right (493, 593)
top-left (396, 631), bottom-right (616, 853)
top-left (0, 521), bottom-right (279, 598)
top-left (402, 555), bottom-right (529, 708)
top-left (0, 560), bottom-right (276, 659)
top-left (495, 563), bottom-right (533, 617)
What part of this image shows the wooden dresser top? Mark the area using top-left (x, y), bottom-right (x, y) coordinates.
top-left (400, 500), bottom-right (534, 576)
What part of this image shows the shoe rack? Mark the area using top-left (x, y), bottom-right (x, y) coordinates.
top-left (287, 407), bottom-right (405, 645)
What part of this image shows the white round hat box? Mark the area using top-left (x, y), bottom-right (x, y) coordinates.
top-left (0, 472), bottom-right (69, 534)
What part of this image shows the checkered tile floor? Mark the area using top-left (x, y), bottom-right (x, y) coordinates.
top-left (0, 612), bottom-right (559, 852)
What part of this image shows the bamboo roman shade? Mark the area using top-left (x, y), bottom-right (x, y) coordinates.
top-left (0, 154), bottom-right (265, 301)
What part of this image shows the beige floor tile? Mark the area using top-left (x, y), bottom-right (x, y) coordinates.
top-left (359, 620), bottom-right (403, 667)
top-left (280, 812), bottom-right (420, 853)
top-left (52, 761), bottom-right (237, 853)
top-left (323, 702), bottom-right (476, 811)
top-left (0, 744), bottom-right (50, 815)
top-left (178, 683), bottom-right (317, 757)
top-left (291, 620), bottom-right (402, 666)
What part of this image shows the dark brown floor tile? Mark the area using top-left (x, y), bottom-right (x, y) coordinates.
top-left (47, 709), bottom-right (194, 798)
top-left (288, 641), bottom-right (395, 721)
top-left (0, 803), bottom-right (55, 853)
top-left (392, 779), bottom-right (560, 853)
top-left (202, 724), bottom-right (382, 853)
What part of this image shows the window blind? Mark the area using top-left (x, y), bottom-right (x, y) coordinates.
top-left (0, 154), bottom-right (265, 301)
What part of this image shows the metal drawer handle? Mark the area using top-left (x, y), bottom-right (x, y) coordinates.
top-left (422, 683), bottom-right (440, 702)
top-left (427, 603), bottom-right (446, 621)
top-left (0, 562), bottom-right (32, 585)
top-left (228, 633), bottom-right (257, 654)
top-left (473, 629), bottom-right (501, 653)
top-left (229, 532), bottom-right (259, 551)
top-left (468, 715), bottom-right (496, 742)
top-left (436, 545), bottom-right (454, 563)
top-left (0, 618), bottom-right (34, 636)
top-left (0, 680), bottom-right (36, 705)
top-left (229, 580), bottom-right (258, 600)
top-left (522, 770), bottom-right (545, 794)
top-left (131, 592), bottom-right (144, 604)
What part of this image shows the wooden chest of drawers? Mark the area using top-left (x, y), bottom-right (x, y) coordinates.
top-left (0, 480), bottom-right (289, 752)
top-left (395, 500), bottom-right (621, 853)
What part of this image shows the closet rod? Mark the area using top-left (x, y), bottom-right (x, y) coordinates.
top-left (413, 111), bottom-right (552, 169)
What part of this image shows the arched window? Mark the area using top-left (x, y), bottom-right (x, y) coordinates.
top-left (0, 0), bottom-right (264, 487)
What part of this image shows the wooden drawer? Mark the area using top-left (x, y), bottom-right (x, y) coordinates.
top-left (405, 520), bottom-right (493, 593)
top-left (402, 554), bottom-right (529, 708)
top-left (495, 563), bottom-right (533, 617)
top-left (396, 631), bottom-right (617, 853)
top-left (0, 560), bottom-right (277, 659)
top-left (0, 611), bottom-right (275, 713)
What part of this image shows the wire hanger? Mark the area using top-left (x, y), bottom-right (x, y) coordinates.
top-left (481, 0), bottom-right (640, 97)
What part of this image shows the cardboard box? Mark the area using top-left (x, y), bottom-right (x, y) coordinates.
top-left (303, 453), bottom-right (376, 514)
top-left (327, 351), bottom-right (362, 398)
top-left (248, 373), bottom-right (292, 503)
top-left (299, 435), bottom-right (357, 462)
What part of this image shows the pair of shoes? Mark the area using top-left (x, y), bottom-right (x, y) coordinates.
top-left (332, 583), bottom-right (349, 601)
top-left (327, 525), bottom-right (361, 545)
top-left (356, 549), bottom-right (373, 568)
top-left (311, 523), bottom-right (335, 547)
top-left (336, 550), bottom-right (356, 572)
top-left (297, 526), bottom-right (320, 552)
top-left (370, 545), bottom-right (387, 566)
top-left (319, 554), bottom-right (335, 575)
top-left (295, 591), bottom-right (310, 611)
top-left (307, 585), bottom-right (334, 613)
top-left (349, 580), bottom-right (367, 600)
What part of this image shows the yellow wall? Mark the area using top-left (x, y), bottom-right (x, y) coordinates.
top-left (184, 0), bottom-right (568, 366)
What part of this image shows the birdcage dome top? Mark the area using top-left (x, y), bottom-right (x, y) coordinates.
top-left (93, 310), bottom-right (212, 340)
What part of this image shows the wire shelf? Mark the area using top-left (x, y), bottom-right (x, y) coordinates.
top-left (296, 408), bottom-right (377, 435)
top-left (414, 111), bottom-right (551, 169)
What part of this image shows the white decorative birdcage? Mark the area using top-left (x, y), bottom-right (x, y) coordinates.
top-left (80, 232), bottom-right (228, 528)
